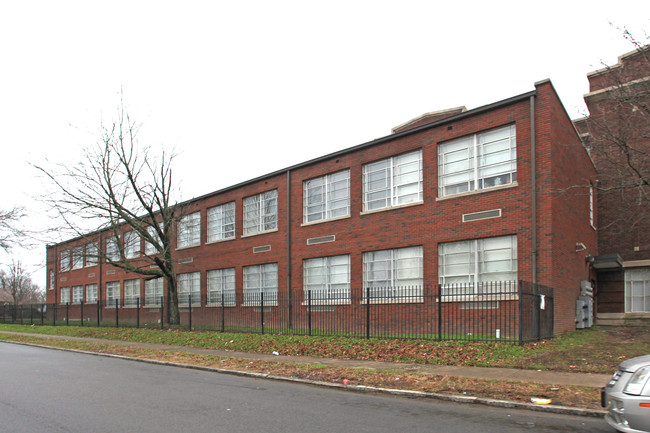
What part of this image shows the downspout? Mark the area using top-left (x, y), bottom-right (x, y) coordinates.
top-left (530, 95), bottom-right (537, 285)
top-left (53, 244), bottom-right (58, 306)
top-left (286, 169), bottom-right (292, 329)
top-left (98, 232), bottom-right (103, 317)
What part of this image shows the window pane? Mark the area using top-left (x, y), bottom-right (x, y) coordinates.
top-left (439, 125), bottom-right (516, 197)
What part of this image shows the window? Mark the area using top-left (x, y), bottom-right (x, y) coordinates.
top-left (60, 250), bottom-right (70, 272)
top-left (86, 284), bottom-right (98, 303)
top-left (145, 278), bottom-right (164, 306)
top-left (72, 247), bottom-right (84, 270)
top-left (72, 286), bottom-right (83, 303)
top-left (124, 279), bottom-right (141, 306)
top-left (243, 263), bottom-right (278, 305)
top-left (86, 242), bottom-right (98, 267)
top-left (178, 212), bottom-right (201, 248)
top-left (625, 268), bottom-right (650, 313)
top-left (124, 232), bottom-right (140, 259)
top-left (363, 150), bottom-right (422, 211)
top-left (438, 124), bottom-right (516, 197)
top-left (178, 272), bottom-right (200, 305)
top-left (243, 190), bottom-right (278, 235)
top-left (438, 235), bottom-right (518, 295)
top-left (106, 237), bottom-right (120, 262)
top-left (106, 281), bottom-right (120, 307)
top-left (145, 224), bottom-right (162, 255)
top-left (49, 270), bottom-right (54, 290)
top-left (304, 170), bottom-right (350, 223)
top-left (207, 202), bottom-right (236, 242)
top-left (363, 246), bottom-right (423, 300)
top-left (207, 268), bottom-right (236, 306)
top-left (60, 287), bottom-right (70, 304)
top-left (304, 255), bottom-right (350, 303)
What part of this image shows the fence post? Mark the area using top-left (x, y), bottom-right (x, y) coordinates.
top-left (65, 303), bottom-right (69, 326)
top-left (80, 301), bottom-right (84, 327)
top-left (188, 294), bottom-right (192, 331)
top-left (536, 284), bottom-right (542, 341)
top-left (366, 287), bottom-right (370, 340)
top-left (221, 292), bottom-right (225, 332)
top-left (437, 285), bottom-right (443, 342)
top-left (518, 280), bottom-right (524, 346)
top-left (19, 305), bottom-right (23, 325)
top-left (136, 297), bottom-right (140, 329)
top-left (160, 296), bottom-right (164, 330)
top-left (115, 299), bottom-right (119, 328)
top-left (260, 291), bottom-right (265, 335)
top-left (30, 304), bottom-right (34, 324)
top-left (308, 290), bottom-right (312, 337)
top-left (41, 304), bottom-right (45, 325)
top-left (97, 301), bottom-right (100, 327)
top-left (53, 303), bottom-right (57, 326)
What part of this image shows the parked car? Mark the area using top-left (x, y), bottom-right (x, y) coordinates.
top-left (602, 355), bottom-right (650, 433)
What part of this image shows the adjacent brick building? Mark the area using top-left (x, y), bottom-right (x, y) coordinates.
top-left (574, 46), bottom-right (650, 324)
top-left (46, 79), bottom-right (597, 335)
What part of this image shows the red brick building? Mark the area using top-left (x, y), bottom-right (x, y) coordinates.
top-left (46, 79), bottom-right (597, 335)
top-left (574, 46), bottom-right (650, 324)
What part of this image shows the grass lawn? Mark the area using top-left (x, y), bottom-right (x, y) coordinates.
top-left (1, 323), bottom-right (648, 373)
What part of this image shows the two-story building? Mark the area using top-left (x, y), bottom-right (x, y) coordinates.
top-left (46, 79), bottom-right (597, 335)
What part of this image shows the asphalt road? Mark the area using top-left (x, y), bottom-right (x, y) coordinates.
top-left (0, 342), bottom-right (612, 433)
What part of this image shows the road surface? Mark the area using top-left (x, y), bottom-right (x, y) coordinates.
top-left (0, 342), bottom-right (611, 432)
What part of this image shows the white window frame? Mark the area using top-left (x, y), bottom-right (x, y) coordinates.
top-left (625, 268), bottom-right (650, 313)
top-left (438, 235), bottom-right (518, 297)
top-left (207, 202), bottom-right (236, 242)
top-left (303, 255), bottom-right (350, 304)
top-left (243, 263), bottom-right (278, 306)
top-left (85, 284), bottom-right (98, 303)
top-left (178, 212), bottom-right (201, 248)
top-left (106, 281), bottom-right (120, 307)
top-left (72, 247), bottom-right (84, 270)
top-left (363, 246), bottom-right (423, 302)
top-left (243, 190), bottom-right (278, 236)
top-left (145, 278), bottom-right (164, 306)
top-left (123, 279), bottom-right (141, 306)
top-left (60, 287), bottom-right (70, 304)
top-left (207, 268), bottom-right (236, 306)
top-left (178, 272), bottom-right (201, 306)
top-left (106, 237), bottom-right (120, 262)
top-left (85, 242), bottom-right (99, 267)
top-left (145, 224), bottom-right (162, 255)
top-left (60, 250), bottom-right (70, 272)
top-left (72, 285), bottom-right (83, 304)
top-left (124, 232), bottom-right (140, 259)
top-left (363, 150), bottom-right (423, 212)
top-left (438, 124), bottom-right (517, 197)
top-left (49, 270), bottom-right (55, 290)
top-left (303, 170), bottom-right (350, 223)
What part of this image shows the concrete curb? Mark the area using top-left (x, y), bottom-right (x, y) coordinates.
top-left (1, 339), bottom-right (606, 418)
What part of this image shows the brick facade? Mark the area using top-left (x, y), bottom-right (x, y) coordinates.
top-left (574, 47), bottom-right (650, 317)
top-left (46, 80), bottom-right (597, 334)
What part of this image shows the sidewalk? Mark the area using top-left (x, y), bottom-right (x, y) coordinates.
top-left (0, 330), bottom-right (609, 387)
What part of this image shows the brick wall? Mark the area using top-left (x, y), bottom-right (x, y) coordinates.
top-left (47, 82), bottom-right (595, 334)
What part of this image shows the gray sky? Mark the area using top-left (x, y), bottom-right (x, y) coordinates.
top-left (1, 0), bottom-right (648, 288)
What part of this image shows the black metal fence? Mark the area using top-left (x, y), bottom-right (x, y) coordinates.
top-left (0, 281), bottom-right (553, 344)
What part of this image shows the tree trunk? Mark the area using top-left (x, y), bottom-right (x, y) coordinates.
top-left (166, 275), bottom-right (180, 325)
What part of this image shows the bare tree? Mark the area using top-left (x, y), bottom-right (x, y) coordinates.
top-left (34, 106), bottom-right (184, 324)
top-left (0, 260), bottom-right (42, 306)
top-left (575, 33), bottom-right (650, 245)
top-left (0, 207), bottom-right (26, 253)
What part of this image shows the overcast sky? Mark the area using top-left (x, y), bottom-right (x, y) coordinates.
top-left (1, 1), bottom-right (648, 288)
